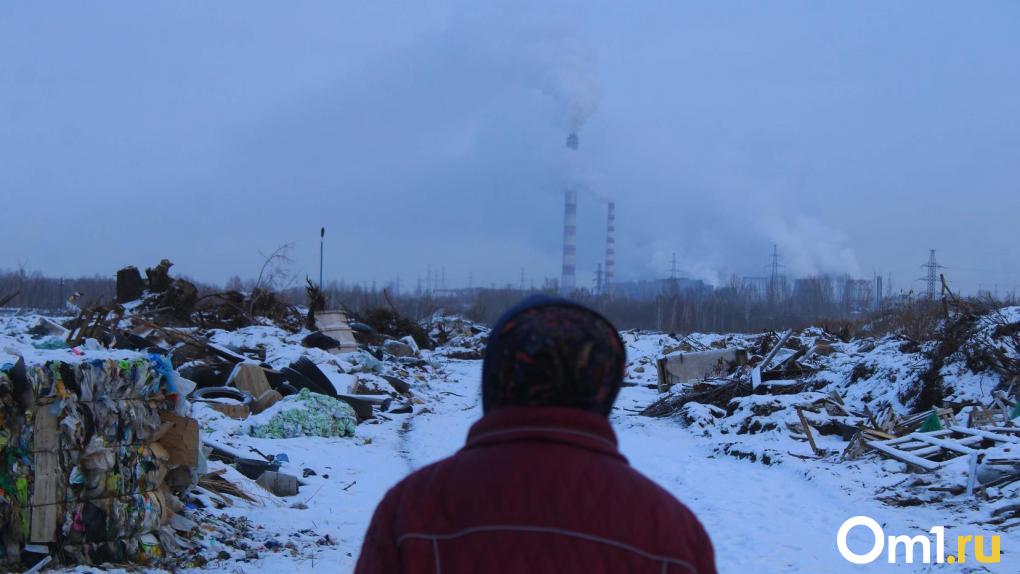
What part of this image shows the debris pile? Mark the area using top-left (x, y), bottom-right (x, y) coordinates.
top-left (631, 303), bottom-right (1020, 527)
top-left (430, 316), bottom-right (488, 360)
top-left (0, 259), bottom-right (448, 569)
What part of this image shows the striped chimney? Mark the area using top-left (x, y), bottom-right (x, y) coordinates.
top-left (604, 201), bottom-right (615, 296)
top-left (561, 188), bottom-right (577, 295)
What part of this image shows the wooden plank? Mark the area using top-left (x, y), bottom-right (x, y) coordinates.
top-left (795, 407), bottom-right (820, 456)
top-left (897, 432), bottom-right (982, 451)
top-left (29, 406), bottom-right (60, 543)
top-left (860, 428), bottom-right (896, 441)
top-left (760, 330), bottom-right (792, 371)
top-left (866, 440), bottom-right (941, 471)
top-left (909, 432), bottom-right (979, 455)
top-left (884, 429), bottom-right (953, 446)
top-left (157, 412), bottom-right (200, 467)
top-left (951, 426), bottom-right (1020, 444)
top-left (886, 435), bottom-right (984, 460)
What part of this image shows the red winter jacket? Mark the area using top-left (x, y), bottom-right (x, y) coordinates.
top-left (355, 406), bottom-right (716, 573)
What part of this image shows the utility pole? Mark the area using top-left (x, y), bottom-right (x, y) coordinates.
top-left (519, 268), bottom-right (526, 292)
top-left (595, 263), bottom-right (603, 297)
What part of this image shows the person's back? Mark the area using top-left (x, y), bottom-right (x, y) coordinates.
top-left (356, 297), bottom-right (716, 573)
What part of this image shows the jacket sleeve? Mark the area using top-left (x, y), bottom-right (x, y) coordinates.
top-left (354, 486), bottom-right (402, 573)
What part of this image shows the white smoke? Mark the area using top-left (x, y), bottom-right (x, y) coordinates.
top-left (759, 214), bottom-right (860, 277)
top-left (531, 35), bottom-right (601, 134)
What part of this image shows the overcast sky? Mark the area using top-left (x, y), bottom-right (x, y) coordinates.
top-left (2, 1), bottom-right (1018, 295)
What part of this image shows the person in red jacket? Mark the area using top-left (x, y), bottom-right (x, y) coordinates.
top-left (355, 296), bottom-right (717, 573)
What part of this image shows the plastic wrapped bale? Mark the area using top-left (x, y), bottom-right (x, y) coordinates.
top-left (249, 388), bottom-right (358, 439)
top-left (0, 356), bottom-right (192, 569)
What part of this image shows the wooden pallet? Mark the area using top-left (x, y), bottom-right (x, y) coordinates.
top-left (866, 427), bottom-right (1018, 471)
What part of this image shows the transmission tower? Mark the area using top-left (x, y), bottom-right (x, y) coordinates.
top-left (767, 244), bottom-right (784, 303)
top-left (666, 253), bottom-right (679, 295)
top-left (920, 249), bottom-right (943, 300)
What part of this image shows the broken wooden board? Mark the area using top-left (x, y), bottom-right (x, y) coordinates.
top-left (795, 406), bottom-right (820, 456)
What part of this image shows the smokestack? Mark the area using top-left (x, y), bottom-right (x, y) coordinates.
top-left (561, 189), bottom-right (577, 296)
top-left (561, 132), bottom-right (579, 296)
top-left (604, 201), bottom-right (615, 296)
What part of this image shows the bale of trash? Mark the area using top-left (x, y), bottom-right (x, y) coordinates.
top-left (0, 356), bottom-right (197, 569)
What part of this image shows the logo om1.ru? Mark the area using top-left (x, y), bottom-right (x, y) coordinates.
top-left (837, 516), bottom-right (1000, 565)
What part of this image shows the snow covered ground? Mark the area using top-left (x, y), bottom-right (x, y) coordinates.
top-left (3, 312), bottom-right (1015, 573)
top-left (185, 352), bottom-right (1012, 573)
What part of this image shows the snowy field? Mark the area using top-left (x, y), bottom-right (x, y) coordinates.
top-left (2, 313), bottom-right (1015, 573)
top-left (184, 352), bottom-right (1012, 573)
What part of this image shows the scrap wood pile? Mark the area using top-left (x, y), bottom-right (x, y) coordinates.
top-left (30, 259), bottom-right (433, 425)
top-left (636, 300), bottom-right (1020, 525)
top-left (76, 259), bottom-right (305, 342)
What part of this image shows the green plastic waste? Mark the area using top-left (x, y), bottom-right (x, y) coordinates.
top-left (250, 388), bottom-right (357, 439)
top-left (32, 337), bottom-right (68, 350)
top-left (1011, 401), bottom-right (1020, 420)
top-left (918, 409), bottom-right (942, 433)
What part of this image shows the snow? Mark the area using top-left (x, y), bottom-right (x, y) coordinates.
top-left (3, 312), bottom-right (1016, 573)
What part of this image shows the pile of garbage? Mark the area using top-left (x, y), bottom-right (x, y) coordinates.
top-left (0, 259), bottom-right (446, 570)
top-left (632, 302), bottom-right (1020, 527)
top-left (430, 316), bottom-right (488, 360)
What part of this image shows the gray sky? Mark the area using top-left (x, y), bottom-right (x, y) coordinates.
top-left (2, 1), bottom-right (1019, 295)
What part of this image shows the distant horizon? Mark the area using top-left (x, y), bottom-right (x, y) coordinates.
top-left (2, 253), bottom-right (1010, 301)
top-left (3, 2), bottom-right (1018, 297)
